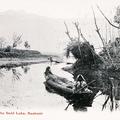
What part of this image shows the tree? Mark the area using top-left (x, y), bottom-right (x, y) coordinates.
top-left (5, 45), bottom-right (12, 52)
top-left (12, 33), bottom-right (22, 48)
top-left (97, 5), bottom-right (120, 29)
top-left (24, 41), bottom-right (30, 49)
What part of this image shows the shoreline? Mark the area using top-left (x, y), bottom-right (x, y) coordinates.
top-left (0, 57), bottom-right (49, 69)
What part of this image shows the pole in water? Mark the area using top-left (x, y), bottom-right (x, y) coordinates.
top-left (48, 56), bottom-right (53, 66)
top-left (65, 102), bottom-right (72, 110)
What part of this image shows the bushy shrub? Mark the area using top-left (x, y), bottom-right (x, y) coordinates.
top-left (5, 46), bottom-right (12, 52)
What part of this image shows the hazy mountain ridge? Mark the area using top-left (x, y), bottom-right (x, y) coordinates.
top-left (0, 10), bottom-right (116, 54)
top-left (0, 10), bottom-right (66, 54)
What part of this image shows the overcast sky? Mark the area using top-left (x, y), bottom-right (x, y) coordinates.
top-left (0, 0), bottom-right (119, 19)
top-left (0, 0), bottom-right (119, 54)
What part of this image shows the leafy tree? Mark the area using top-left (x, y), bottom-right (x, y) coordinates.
top-left (24, 41), bottom-right (30, 49)
top-left (5, 45), bottom-right (12, 52)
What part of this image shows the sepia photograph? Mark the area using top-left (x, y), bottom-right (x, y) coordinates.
top-left (0, 0), bottom-right (120, 119)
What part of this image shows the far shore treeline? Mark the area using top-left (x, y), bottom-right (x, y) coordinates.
top-left (0, 48), bottom-right (56, 59)
top-left (0, 33), bottom-right (59, 59)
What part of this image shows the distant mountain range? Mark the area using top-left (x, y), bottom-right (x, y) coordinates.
top-left (0, 10), bottom-right (117, 55)
top-left (0, 10), bottom-right (66, 54)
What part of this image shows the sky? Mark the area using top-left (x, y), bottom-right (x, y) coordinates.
top-left (0, 0), bottom-right (120, 54)
top-left (0, 0), bottom-right (119, 19)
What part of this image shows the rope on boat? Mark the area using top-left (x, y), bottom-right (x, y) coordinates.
top-left (74, 79), bottom-right (96, 93)
top-left (64, 79), bottom-right (96, 110)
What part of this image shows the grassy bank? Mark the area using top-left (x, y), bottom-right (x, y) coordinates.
top-left (0, 57), bottom-right (49, 69)
top-left (0, 48), bottom-right (44, 58)
top-left (0, 48), bottom-right (62, 69)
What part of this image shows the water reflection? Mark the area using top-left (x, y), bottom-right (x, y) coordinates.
top-left (21, 66), bottom-right (30, 74)
top-left (0, 69), bottom-right (5, 77)
top-left (0, 63), bottom-right (119, 112)
top-left (72, 105), bottom-right (87, 112)
top-left (12, 69), bottom-right (22, 81)
top-left (0, 63), bottom-right (67, 111)
top-left (45, 83), bottom-right (93, 112)
top-left (0, 66), bottom-right (31, 109)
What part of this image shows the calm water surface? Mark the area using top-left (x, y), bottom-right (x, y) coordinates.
top-left (0, 62), bottom-right (116, 112)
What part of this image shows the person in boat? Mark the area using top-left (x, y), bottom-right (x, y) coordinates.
top-left (44, 66), bottom-right (59, 83)
top-left (74, 74), bottom-right (92, 93)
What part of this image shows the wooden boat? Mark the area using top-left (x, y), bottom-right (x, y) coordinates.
top-left (44, 66), bottom-right (96, 107)
top-left (62, 65), bottom-right (73, 74)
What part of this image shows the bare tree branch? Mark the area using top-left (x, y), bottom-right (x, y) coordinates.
top-left (12, 33), bottom-right (23, 48)
top-left (73, 22), bottom-right (81, 43)
top-left (92, 7), bottom-right (105, 46)
top-left (73, 22), bottom-right (82, 60)
top-left (64, 22), bottom-right (74, 41)
top-left (105, 23), bottom-right (108, 44)
top-left (73, 22), bottom-right (101, 64)
top-left (97, 5), bottom-right (120, 29)
top-left (77, 25), bottom-right (105, 64)
top-left (92, 7), bottom-right (113, 64)
top-left (79, 28), bottom-right (88, 42)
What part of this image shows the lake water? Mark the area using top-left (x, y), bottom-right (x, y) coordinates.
top-left (0, 62), bottom-right (118, 113)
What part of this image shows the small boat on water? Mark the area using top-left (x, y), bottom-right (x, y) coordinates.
top-left (44, 66), bottom-right (96, 107)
